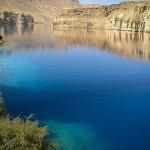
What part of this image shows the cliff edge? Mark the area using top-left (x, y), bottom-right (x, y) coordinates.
top-left (0, 0), bottom-right (80, 24)
top-left (53, 1), bottom-right (150, 32)
top-left (0, 11), bottom-right (34, 24)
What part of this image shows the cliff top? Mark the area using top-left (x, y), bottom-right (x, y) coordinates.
top-left (0, 0), bottom-right (80, 23)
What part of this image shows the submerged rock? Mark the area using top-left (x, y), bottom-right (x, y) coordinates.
top-left (43, 121), bottom-right (114, 150)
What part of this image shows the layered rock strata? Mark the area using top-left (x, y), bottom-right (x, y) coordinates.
top-left (53, 1), bottom-right (150, 32)
top-left (0, 11), bottom-right (34, 24)
top-left (0, 0), bottom-right (80, 24)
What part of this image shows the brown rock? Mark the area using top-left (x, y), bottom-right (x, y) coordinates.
top-left (53, 1), bottom-right (150, 32)
top-left (0, 11), bottom-right (34, 24)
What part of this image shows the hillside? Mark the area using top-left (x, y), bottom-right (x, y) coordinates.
top-left (53, 1), bottom-right (150, 32)
top-left (0, 0), bottom-right (80, 23)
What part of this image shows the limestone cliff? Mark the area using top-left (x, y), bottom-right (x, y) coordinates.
top-left (53, 1), bottom-right (150, 32)
top-left (0, 0), bottom-right (80, 24)
top-left (0, 11), bottom-right (34, 24)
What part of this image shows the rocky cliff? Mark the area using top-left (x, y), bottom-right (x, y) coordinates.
top-left (0, 0), bottom-right (80, 24)
top-left (53, 1), bottom-right (150, 32)
top-left (0, 11), bottom-right (34, 24)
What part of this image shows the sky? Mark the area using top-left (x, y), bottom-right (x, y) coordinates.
top-left (79, 0), bottom-right (142, 5)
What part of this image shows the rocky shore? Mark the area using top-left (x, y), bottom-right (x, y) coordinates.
top-left (53, 1), bottom-right (150, 32)
top-left (0, 11), bottom-right (34, 25)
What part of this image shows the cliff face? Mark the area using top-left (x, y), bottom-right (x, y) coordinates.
top-left (0, 11), bottom-right (34, 24)
top-left (0, 0), bottom-right (80, 24)
top-left (53, 1), bottom-right (150, 32)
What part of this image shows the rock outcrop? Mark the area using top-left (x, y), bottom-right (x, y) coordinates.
top-left (53, 1), bottom-right (150, 32)
top-left (0, 11), bottom-right (34, 24)
top-left (0, 0), bottom-right (80, 24)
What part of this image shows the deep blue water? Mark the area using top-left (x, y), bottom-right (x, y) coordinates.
top-left (1, 25), bottom-right (150, 150)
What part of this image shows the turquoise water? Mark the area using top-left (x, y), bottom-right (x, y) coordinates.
top-left (1, 24), bottom-right (150, 150)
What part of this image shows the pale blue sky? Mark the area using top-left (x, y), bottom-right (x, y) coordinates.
top-left (79, 0), bottom-right (138, 4)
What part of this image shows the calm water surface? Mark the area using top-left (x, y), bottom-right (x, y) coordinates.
top-left (0, 24), bottom-right (150, 150)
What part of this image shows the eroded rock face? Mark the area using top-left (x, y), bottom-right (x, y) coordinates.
top-left (0, 11), bottom-right (34, 24)
top-left (18, 14), bottom-right (34, 24)
top-left (53, 1), bottom-right (150, 32)
top-left (0, 11), bottom-right (17, 24)
top-left (108, 18), bottom-right (146, 32)
top-left (0, 0), bottom-right (80, 24)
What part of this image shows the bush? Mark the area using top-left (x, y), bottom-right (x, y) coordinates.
top-left (0, 115), bottom-right (48, 150)
top-left (0, 97), bottom-right (7, 118)
top-left (0, 97), bottom-right (57, 150)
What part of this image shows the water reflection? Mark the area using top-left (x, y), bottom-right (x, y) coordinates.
top-left (0, 24), bottom-right (34, 36)
top-left (54, 29), bottom-right (150, 61)
top-left (0, 24), bottom-right (17, 36)
top-left (0, 24), bottom-right (150, 61)
top-left (20, 24), bottom-right (34, 34)
top-left (0, 24), bottom-right (59, 52)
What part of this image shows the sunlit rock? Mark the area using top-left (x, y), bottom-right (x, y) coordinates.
top-left (0, 11), bottom-right (34, 24)
top-left (53, 1), bottom-right (150, 32)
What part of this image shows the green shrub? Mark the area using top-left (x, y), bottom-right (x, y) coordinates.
top-left (0, 97), bottom-right (7, 118)
top-left (0, 97), bottom-right (57, 150)
top-left (0, 115), bottom-right (47, 150)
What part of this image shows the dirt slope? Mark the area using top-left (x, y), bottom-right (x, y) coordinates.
top-left (0, 0), bottom-right (80, 23)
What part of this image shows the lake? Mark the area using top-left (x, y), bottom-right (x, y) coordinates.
top-left (0, 24), bottom-right (150, 150)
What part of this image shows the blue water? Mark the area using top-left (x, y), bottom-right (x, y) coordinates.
top-left (1, 25), bottom-right (150, 150)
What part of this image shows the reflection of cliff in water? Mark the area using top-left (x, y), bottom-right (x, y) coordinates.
top-left (0, 24), bottom-right (16, 35)
top-left (0, 24), bottom-right (34, 36)
top-left (0, 24), bottom-right (61, 52)
top-left (54, 29), bottom-right (150, 61)
top-left (0, 24), bottom-right (150, 61)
